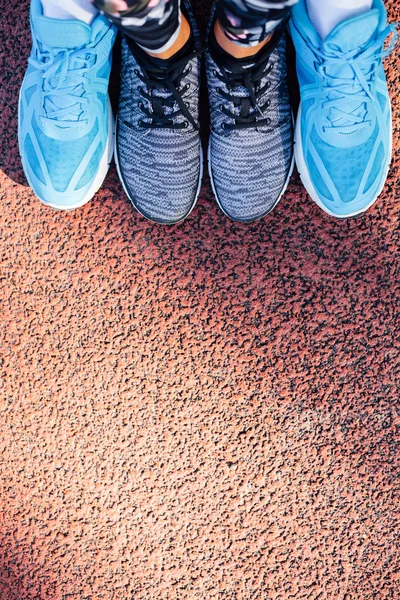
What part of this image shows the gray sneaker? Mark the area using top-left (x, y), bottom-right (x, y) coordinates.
top-left (115, 0), bottom-right (203, 224)
top-left (206, 16), bottom-right (294, 222)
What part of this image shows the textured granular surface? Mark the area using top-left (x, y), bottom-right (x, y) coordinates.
top-left (0, 1), bottom-right (399, 599)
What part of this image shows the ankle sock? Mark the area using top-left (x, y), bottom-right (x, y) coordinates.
top-left (210, 23), bottom-right (278, 67)
top-left (128, 32), bottom-right (194, 69)
top-left (306, 0), bottom-right (373, 39)
top-left (41, 0), bottom-right (98, 24)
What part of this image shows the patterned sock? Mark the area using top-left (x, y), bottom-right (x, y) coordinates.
top-left (306, 0), bottom-right (373, 39)
top-left (93, 0), bottom-right (182, 54)
top-left (41, 0), bottom-right (98, 24)
top-left (216, 0), bottom-right (297, 48)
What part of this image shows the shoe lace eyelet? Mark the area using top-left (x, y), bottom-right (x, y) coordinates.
top-left (183, 121), bottom-right (189, 129)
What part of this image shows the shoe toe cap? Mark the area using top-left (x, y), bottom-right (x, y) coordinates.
top-left (21, 157), bottom-right (102, 210)
top-left (303, 128), bottom-right (390, 218)
top-left (116, 121), bottom-right (202, 224)
top-left (209, 131), bottom-right (293, 222)
top-left (20, 120), bottom-right (109, 209)
top-left (302, 118), bottom-right (390, 218)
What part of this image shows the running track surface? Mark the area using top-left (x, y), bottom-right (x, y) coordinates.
top-left (0, 1), bottom-right (399, 598)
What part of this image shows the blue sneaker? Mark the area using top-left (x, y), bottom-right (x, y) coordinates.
top-left (290, 0), bottom-right (397, 218)
top-left (18, 0), bottom-right (116, 210)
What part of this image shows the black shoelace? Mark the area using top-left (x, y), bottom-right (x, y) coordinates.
top-left (211, 32), bottom-right (281, 131)
top-left (127, 39), bottom-right (203, 130)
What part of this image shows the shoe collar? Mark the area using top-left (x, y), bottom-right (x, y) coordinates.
top-left (292, 0), bottom-right (387, 54)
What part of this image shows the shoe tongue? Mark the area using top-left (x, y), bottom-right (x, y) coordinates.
top-left (320, 9), bottom-right (380, 132)
top-left (323, 8), bottom-right (379, 54)
top-left (34, 16), bottom-right (91, 49)
top-left (34, 17), bottom-right (94, 124)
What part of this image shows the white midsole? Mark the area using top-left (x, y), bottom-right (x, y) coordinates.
top-left (294, 104), bottom-right (393, 219)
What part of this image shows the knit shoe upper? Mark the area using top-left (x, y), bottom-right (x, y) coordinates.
top-left (206, 17), bottom-right (294, 223)
top-left (18, 0), bottom-right (116, 210)
top-left (115, 0), bottom-right (203, 225)
top-left (290, 0), bottom-right (398, 218)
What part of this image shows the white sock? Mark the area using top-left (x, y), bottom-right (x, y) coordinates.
top-left (42, 0), bottom-right (98, 25)
top-left (306, 0), bottom-right (373, 39)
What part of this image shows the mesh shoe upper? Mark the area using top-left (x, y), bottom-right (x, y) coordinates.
top-left (18, 0), bottom-right (116, 209)
top-left (290, 0), bottom-right (397, 217)
top-left (206, 15), bottom-right (294, 223)
top-left (115, 0), bottom-right (203, 225)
